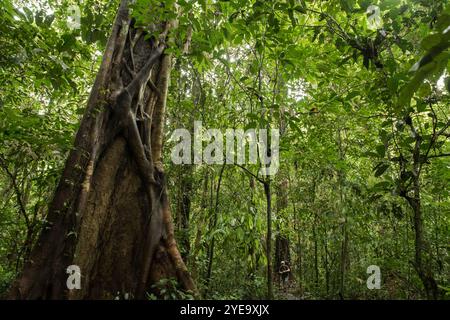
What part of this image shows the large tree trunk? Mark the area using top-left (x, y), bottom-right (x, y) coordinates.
top-left (8, 0), bottom-right (195, 299)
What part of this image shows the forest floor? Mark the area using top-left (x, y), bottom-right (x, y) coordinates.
top-left (276, 282), bottom-right (304, 300)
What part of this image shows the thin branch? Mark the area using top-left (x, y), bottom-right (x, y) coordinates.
top-left (0, 156), bottom-right (30, 228)
top-left (427, 153), bottom-right (450, 159)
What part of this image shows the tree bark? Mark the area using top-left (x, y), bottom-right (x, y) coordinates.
top-left (205, 164), bottom-right (225, 295)
top-left (312, 220), bottom-right (319, 290)
top-left (175, 165), bottom-right (193, 262)
top-left (337, 128), bottom-right (348, 299)
top-left (400, 122), bottom-right (439, 299)
top-left (190, 170), bottom-right (209, 283)
top-left (406, 179), bottom-right (439, 299)
top-left (8, 0), bottom-right (195, 299)
top-left (292, 201), bottom-right (303, 294)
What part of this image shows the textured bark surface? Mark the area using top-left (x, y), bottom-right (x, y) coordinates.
top-left (400, 123), bottom-right (439, 299)
top-left (8, 0), bottom-right (195, 299)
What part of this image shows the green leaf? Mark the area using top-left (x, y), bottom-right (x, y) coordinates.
top-left (421, 34), bottom-right (441, 51)
top-left (293, 6), bottom-right (306, 14)
top-left (376, 144), bottom-right (386, 158)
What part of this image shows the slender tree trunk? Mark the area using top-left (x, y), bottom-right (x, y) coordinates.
top-left (205, 164), bottom-right (225, 295)
top-left (190, 170), bottom-right (209, 283)
top-left (309, 178), bottom-right (319, 292)
top-left (338, 223), bottom-right (348, 299)
top-left (8, 0), bottom-right (195, 299)
top-left (337, 128), bottom-right (348, 299)
top-left (176, 165), bottom-right (193, 262)
top-left (293, 201), bottom-right (303, 294)
top-left (407, 183), bottom-right (439, 299)
top-left (274, 179), bottom-right (290, 280)
top-left (402, 130), bottom-right (439, 299)
top-left (247, 176), bottom-right (258, 279)
top-left (323, 226), bottom-right (330, 296)
top-left (264, 182), bottom-right (273, 299)
top-left (312, 221), bottom-right (319, 290)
